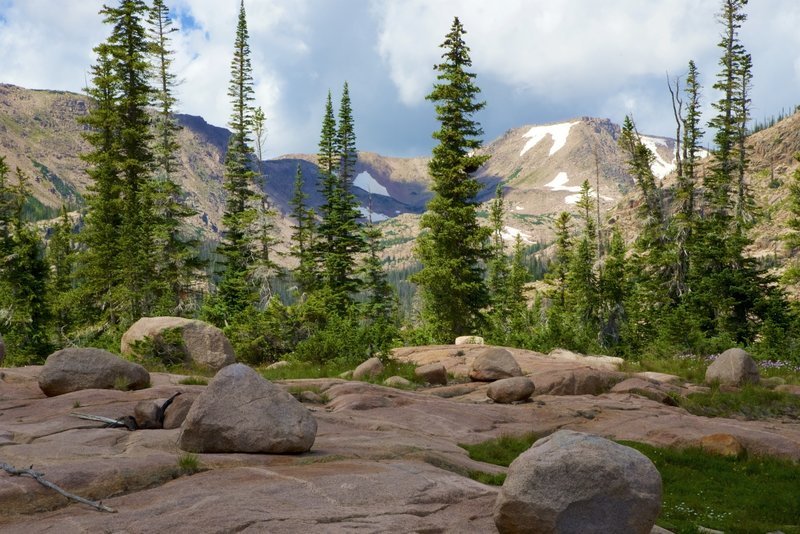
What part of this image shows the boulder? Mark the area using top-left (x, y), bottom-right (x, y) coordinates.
top-left (178, 364), bottom-right (316, 453)
top-left (699, 433), bottom-right (745, 457)
top-left (383, 376), bottom-right (412, 388)
top-left (353, 357), bottom-right (384, 380)
top-left (487, 377), bottom-right (535, 404)
top-left (38, 348), bottom-right (150, 397)
top-left (776, 384), bottom-right (800, 396)
top-left (705, 348), bottom-right (760, 386)
top-left (611, 377), bottom-right (679, 406)
top-left (455, 335), bottom-right (484, 345)
top-left (121, 316), bottom-right (235, 371)
top-left (494, 430), bottom-right (662, 534)
top-left (469, 347), bottom-right (522, 382)
top-left (532, 367), bottom-right (623, 396)
top-left (414, 362), bottom-right (448, 385)
top-left (162, 392), bottom-right (198, 429)
top-left (134, 399), bottom-right (162, 429)
top-left (266, 360), bottom-right (290, 370)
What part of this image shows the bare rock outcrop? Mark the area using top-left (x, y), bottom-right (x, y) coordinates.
top-left (494, 430), bottom-right (662, 534)
top-left (121, 316), bottom-right (235, 371)
top-left (705, 348), bottom-right (760, 386)
top-left (531, 366), bottom-right (623, 396)
top-left (487, 377), bottom-right (535, 404)
top-left (178, 363), bottom-right (316, 453)
top-left (38, 347), bottom-right (150, 397)
top-left (469, 347), bottom-right (522, 381)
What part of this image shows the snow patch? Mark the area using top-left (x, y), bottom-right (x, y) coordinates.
top-left (545, 171), bottom-right (582, 193)
top-left (640, 136), bottom-right (677, 179)
top-left (501, 225), bottom-right (534, 244)
top-left (520, 121), bottom-right (579, 157)
top-left (353, 171), bottom-right (390, 197)
top-left (358, 206), bottom-right (390, 222)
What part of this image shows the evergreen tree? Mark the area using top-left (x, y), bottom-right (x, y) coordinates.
top-left (361, 211), bottom-right (396, 326)
top-left (598, 228), bottom-right (626, 346)
top-left (47, 206), bottom-right (76, 341)
top-left (0, 163), bottom-right (51, 361)
top-left (289, 164), bottom-right (318, 293)
top-left (147, 0), bottom-right (204, 315)
top-left (250, 105), bottom-right (279, 307)
top-left (487, 185), bottom-right (511, 318)
top-left (550, 211), bottom-right (573, 307)
top-left (412, 17), bottom-right (491, 341)
top-left (212, 0), bottom-right (260, 323)
top-left (565, 181), bottom-right (599, 324)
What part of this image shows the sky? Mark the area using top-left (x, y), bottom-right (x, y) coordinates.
top-left (1, 0), bottom-right (799, 159)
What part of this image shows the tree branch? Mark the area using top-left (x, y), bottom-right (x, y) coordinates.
top-left (0, 462), bottom-right (116, 513)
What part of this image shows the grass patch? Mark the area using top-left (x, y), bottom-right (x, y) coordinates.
top-left (260, 360), bottom-right (353, 381)
top-left (621, 441), bottom-right (800, 534)
top-left (678, 383), bottom-right (800, 420)
top-left (178, 376), bottom-right (208, 386)
top-left (460, 433), bottom-right (800, 533)
top-left (177, 452), bottom-right (202, 475)
top-left (467, 470), bottom-right (507, 486)
top-left (364, 360), bottom-right (425, 388)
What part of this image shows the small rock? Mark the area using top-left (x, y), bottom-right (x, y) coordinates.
top-left (705, 348), bottom-right (760, 386)
top-left (38, 348), bottom-right (150, 397)
top-left (414, 362), bottom-right (448, 385)
top-left (383, 376), bottom-right (412, 388)
top-left (760, 376), bottom-right (785, 388)
top-left (353, 357), bottom-right (384, 380)
top-left (455, 335), bottom-right (484, 345)
top-left (267, 360), bottom-right (290, 370)
top-left (775, 384), bottom-right (800, 396)
top-left (487, 377), bottom-right (535, 404)
top-left (299, 390), bottom-right (326, 403)
top-left (650, 526), bottom-right (676, 534)
top-left (494, 430), bottom-right (662, 534)
top-left (338, 370), bottom-right (353, 379)
top-left (178, 364), bottom-right (316, 453)
top-left (611, 377), bottom-right (679, 406)
top-left (134, 400), bottom-right (162, 429)
top-left (162, 392), bottom-right (197, 429)
top-left (469, 347), bottom-right (522, 382)
top-left (697, 527), bottom-right (725, 534)
top-left (700, 433), bottom-right (745, 457)
top-left (121, 316), bottom-right (235, 371)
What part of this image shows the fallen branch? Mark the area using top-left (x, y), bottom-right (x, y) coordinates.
top-left (70, 412), bottom-right (137, 430)
top-left (0, 462), bottom-right (116, 513)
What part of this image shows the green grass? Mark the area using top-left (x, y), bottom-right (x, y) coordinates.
top-left (678, 383), bottom-right (800, 420)
top-left (177, 452), bottom-right (202, 475)
top-left (459, 433), bottom-right (800, 534)
top-left (178, 376), bottom-right (208, 386)
top-left (622, 353), bottom-right (800, 385)
top-left (260, 359), bottom-right (423, 388)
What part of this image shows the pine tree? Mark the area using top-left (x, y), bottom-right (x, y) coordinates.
top-left (147, 0), bottom-right (204, 315)
top-left (289, 164), bottom-right (318, 293)
top-left (487, 185), bottom-right (511, 317)
top-left (361, 211), bottom-right (396, 325)
top-left (550, 211), bottom-right (573, 307)
top-left (0, 163), bottom-right (51, 361)
top-left (565, 181), bottom-right (598, 323)
top-left (412, 17), bottom-right (491, 341)
top-left (47, 206), bottom-right (76, 340)
top-left (213, 0), bottom-right (260, 322)
top-left (250, 105), bottom-right (279, 307)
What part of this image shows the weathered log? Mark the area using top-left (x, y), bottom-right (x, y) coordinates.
top-left (70, 412), bottom-right (137, 430)
top-left (0, 462), bottom-right (116, 513)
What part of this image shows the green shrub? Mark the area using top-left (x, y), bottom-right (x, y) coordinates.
top-left (177, 452), bottom-right (202, 475)
top-left (128, 327), bottom-right (187, 367)
top-left (178, 376), bottom-right (208, 386)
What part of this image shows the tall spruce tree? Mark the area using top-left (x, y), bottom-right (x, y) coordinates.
top-left (0, 163), bottom-right (51, 361)
top-left (289, 164), bottom-right (318, 293)
top-left (412, 17), bottom-right (491, 341)
top-left (212, 0), bottom-right (260, 323)
top-left (147, 0), bottom-right (204, 315)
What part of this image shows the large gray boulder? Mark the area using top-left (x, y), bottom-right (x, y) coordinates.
top-left (494, 430), bottom-right (662, 534)
top-left (469, 347), bottom-right (522, 382)
top-left (415, 362), bottom-right (448, 385)
top-left (705, 348), bottom-right (760, 386)
top-left (38, 348), bottom-right (150, 397)
top-left (487, 377), bottom-right (535, 404)
top-left (178, 364), bottom-right (316, 453)
top-left (121, 316), bottom-right (235, 371)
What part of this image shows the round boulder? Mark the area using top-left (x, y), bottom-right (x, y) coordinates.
top-left (121, 316), bottom-right (235, 371)
top-left (178, 364), bottom-right (316, 453)
top-left (494, 430), bottom-right (662, 534)
top-left (415, 362), bottom-right (448, 385)
top-left (469, 347), bottom-right (522, 382)
top-left (353, 357), bottom-right (384, 380)
top-left (38, 347), bottom-right (150, 397)
top-left (455, 335), bottom-right (484, 345)
top-left (487, 377), bottom-right (535, 403)
top-left (705, 348), bottom-right (760, 386)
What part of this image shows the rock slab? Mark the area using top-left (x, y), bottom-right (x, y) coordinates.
top-left (705, 348), bottom-right (760, 386)
top-left (178, 363), bottom-right (316, 453)
top-left (121, 316), bottom-right (235, 371)
top-left (469, 347), bottom-right (522, 382)
top-left (494, 429), bottom-right (662, 534)
top-left (487, 377), bottom-right (535, 403)
top-left (38, 347), bottom-right (150, 397)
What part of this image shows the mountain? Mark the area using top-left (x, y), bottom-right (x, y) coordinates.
top-left (1, 82), bottom-right (691, 267)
